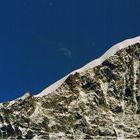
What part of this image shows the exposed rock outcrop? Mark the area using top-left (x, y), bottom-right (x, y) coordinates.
top-left (0, 38), bottom-right (140, 139)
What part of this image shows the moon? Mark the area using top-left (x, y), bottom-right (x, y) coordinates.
top-left (59, 48), bottom-right (72, 59)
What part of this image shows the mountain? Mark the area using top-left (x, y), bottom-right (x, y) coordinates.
top-left (0, 36), bottom-right (140, 139)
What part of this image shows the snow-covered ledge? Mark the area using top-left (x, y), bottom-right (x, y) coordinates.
top-left (35, 36), bottom-right (140, 97)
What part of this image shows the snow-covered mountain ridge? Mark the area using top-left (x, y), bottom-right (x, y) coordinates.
top-left (0, 36), bottom-right (140, 139)
top-left (36, 36), bottom-right (140, 97)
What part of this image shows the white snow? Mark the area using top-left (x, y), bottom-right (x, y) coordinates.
top-left (19, 92), bottom-right (31, 100)
top-left (29, 102), bottom-right (44, 123)
top-left (32, 135), bottom-right (40, 140)
top-left (80, 91), bottom-right (88, 103)
top-left (100, 81), bottom-right (108, 95)
top-left (6, 100), bottom-right (16, 108)
top-left (0, 103), bottom-right (3, 109)
top-left (35, 36), bottom-right (140, 97)
top-left (6, 92), bottom-right (31, 107)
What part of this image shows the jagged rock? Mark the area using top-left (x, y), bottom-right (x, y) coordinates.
top-left (0, 37), bottom-right (140, 139)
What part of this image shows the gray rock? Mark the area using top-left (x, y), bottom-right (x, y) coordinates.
top-left (0, 41), bottom-right (140, 139)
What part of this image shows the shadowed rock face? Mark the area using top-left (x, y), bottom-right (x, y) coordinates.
top-left (0, 43), bottom-right (140, 139)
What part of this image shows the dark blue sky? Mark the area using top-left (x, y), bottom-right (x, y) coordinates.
top-left (0, 0), bottom-right (140, 102)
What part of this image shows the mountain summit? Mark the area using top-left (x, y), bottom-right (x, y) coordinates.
top-left (0, 36), bottom-right (140, 139)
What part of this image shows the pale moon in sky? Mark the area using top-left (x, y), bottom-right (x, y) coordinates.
top-left (59, 48), bottom-right (72, 59)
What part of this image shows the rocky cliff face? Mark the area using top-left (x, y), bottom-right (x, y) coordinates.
top-left (0, 39), bottom-right (140, 139)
